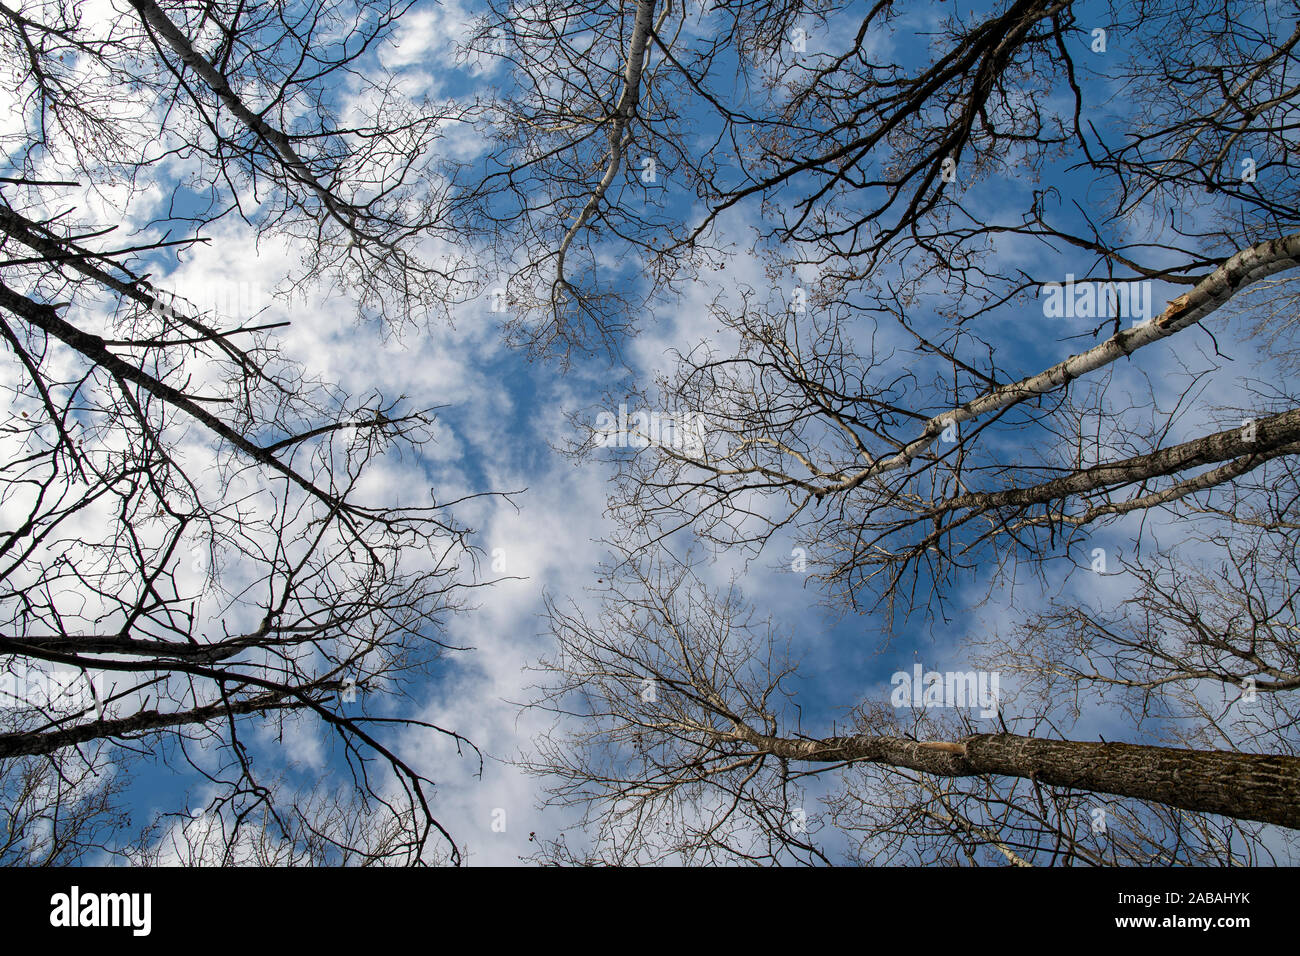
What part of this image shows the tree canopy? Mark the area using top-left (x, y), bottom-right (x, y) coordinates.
top-left (2, 0), bottom-right (1298, 866)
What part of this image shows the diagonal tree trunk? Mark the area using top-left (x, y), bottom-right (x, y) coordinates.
top-left (0, 689), bottom-right (309, 759)
top-left (810, 230), bottom-right (1300, 499)
top-left (938, 407), bottom-right (1300, 516)
top-left (127, 0), bottom-right (363, 235)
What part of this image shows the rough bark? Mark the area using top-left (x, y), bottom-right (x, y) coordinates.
top-left (733, 728), bottom-right (1300, 829)
top-left (0, 689), bottom-right (307, 758)
top-left (940, 406), bottom-right (1300, 515)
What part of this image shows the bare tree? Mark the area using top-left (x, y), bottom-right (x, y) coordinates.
top-left (526, 554), bottom-right (1298, 865)
top-left (0, 0), bottom-right (495, 864)
top-left (496, 0), bottom-right (1300, 863)
top-left (1, 729), bottom-right (132, 865)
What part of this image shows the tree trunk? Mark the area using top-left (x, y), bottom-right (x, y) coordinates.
top-left (735, 729), bottom-right (1300, 829)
